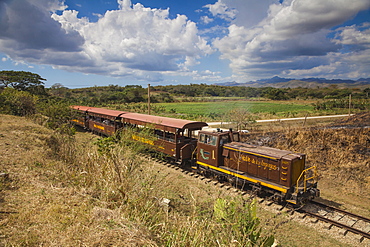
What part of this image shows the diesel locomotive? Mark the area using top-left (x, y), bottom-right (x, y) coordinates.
top-left (71, 105), bottom-right (320, 205)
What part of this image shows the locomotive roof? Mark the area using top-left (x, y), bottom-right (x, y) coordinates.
top-left (121, 112), bottom-right (208, 131)
top-left (224, 142), bottom-right (303, 160)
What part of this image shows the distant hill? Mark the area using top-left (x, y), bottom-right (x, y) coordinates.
top-left (215, 76), bottom-right (370, 89)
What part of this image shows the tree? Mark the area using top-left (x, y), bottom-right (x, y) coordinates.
top-left (0, 70), bottom-right (46, 95)
top-left (49, 83), bottom-right (69, 97)
top-left (227, 108), bottom-right (256, 131)
top-left (262, 87), bottom-right (288, 100)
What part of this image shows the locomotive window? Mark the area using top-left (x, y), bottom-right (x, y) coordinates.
top-left (199, 134), bottom-right (217, 146)
top-left (220, 135), bottom-right (229, 145)
top-left (209, 136), bottom-right (217, 146)
top-left (199, 133), bottom-right (206, 143)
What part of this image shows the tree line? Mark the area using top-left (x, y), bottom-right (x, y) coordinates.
top-left (153, 83), bottom-right (369, 100)
top-left (1, 70), bottom-right (369, 124)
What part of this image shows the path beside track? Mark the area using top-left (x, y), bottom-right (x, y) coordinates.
top-left (207, 114), bottom-right (353, 126)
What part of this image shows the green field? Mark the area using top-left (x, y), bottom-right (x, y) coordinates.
top-left (155, 100), bottom-right (315, 120)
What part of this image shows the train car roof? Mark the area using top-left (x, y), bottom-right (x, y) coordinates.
top-left (87, 108), bottom-right (127, 118)
top-left (71, 106), bottom-right (208, 131)
top-left (71, 106), bottom-right (126, 118)
top-left (71, 105), bottom-right (95, 112)
top-left (122, 112), bottom-right (208, 131)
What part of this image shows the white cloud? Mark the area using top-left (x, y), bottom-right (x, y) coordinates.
top-left (204, 0), bottom-right (237, 21)
top-left (205, 0), bottom-right (278, 28)
top-left (335, 23), bottom-right (370, 48)
top-left (212, 0), bottom-right (370, 80)
top-left (0, 0), bottom-right (212, 82)
top-left (191, 69), bottom-right (224, 81)
top-left (200, 16), bottom-right (213, 25)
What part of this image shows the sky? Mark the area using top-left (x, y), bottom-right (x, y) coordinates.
top-left (0, 0), bottom-right (370, 88)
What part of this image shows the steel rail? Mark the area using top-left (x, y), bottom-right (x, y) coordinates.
top-left (300, 210), bottom-right (370, 240)
top-left (311, 200), bottom-right (370, 224)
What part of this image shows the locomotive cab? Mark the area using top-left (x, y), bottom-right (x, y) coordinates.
top-left (195, 129), bottom-right (239, 171)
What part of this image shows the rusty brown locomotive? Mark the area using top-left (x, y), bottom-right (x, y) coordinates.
top-left (71, 105), bottom-right (319, 205)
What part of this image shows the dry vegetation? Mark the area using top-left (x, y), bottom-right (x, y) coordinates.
top-left (0, 114), bottom-right (273, 246)
top-left (244, 112), bottom-right (370, 217)
top-left (1, 112), bottom-right (369, 246)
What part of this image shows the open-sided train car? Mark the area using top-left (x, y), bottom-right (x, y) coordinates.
top-left (119, 112), bottom-right (208, 161)
top-left (71, 105), bottom-right (207, 161)
top-left (72, 106), bottom-right (127, 136)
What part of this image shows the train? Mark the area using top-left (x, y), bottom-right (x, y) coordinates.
top-left (71, 105), bottom-right (320, 205)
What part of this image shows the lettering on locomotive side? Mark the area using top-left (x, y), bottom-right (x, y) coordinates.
top-left (93, 124), bottom-right (105, 131)
top-left (241, 155), bottom-right (278, 170)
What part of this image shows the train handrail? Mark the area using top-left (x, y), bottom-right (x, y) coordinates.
top-left (192, 146), bottom-right (198, 159)
top-left (295, 166), bottom-right (318, 194)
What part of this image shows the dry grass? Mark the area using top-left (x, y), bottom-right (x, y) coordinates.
top-left (0, 115), bottom-right (272, 246)
top-left (0, 115), bottom-right (158, 246)
top-left (1, 113), bottom-right (367, 246)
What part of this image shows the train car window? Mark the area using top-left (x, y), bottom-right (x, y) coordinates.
top-left (163, 131), bottom-right (175, 142)
top-left (155, 129), bottom-right (164, 139)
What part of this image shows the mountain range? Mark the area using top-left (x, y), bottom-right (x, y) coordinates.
top-left (215, 76), bottom-right (370, 89)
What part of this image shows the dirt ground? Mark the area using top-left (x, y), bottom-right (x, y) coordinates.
top-left (332, 111), bottom-right (370, 127)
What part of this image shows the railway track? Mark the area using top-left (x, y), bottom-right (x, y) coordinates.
top-left (298, 201), bottom-right (370, 243)
top-left (151, 156), bottom-right (370, 244)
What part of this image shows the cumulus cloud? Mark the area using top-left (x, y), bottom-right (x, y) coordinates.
top-left (210, 0), bottom-right (370, 80)
top-left (0, 0), bottom-right (212, 82)
top-left (204, 0), bottom-right (237, 21)
top-left (205, 0), bottom-right (277, 28)
top-left (200, 16), bottom-right (213, 25)
top-left (335, 22), bottom-right (370, 49)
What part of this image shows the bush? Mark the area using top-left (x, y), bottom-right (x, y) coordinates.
top-left (0, 87), bottom-right (38, 116)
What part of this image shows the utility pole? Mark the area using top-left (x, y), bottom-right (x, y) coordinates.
top-left (148, 84), bottom-right (151, 115)
top-left (348, 94), bottom-right (351, 116)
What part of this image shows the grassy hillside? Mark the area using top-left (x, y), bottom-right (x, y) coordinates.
top-left (1, 114), bottom-right (368, 246)
top-left (0, 115), bottom-right (273, 246)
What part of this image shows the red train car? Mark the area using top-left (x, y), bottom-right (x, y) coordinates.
top-left (120, 112), bottom-right (207, 161)
top-left (71, 106), bottom-right (207, 161)
top-left (72, 106), bottom-right (126, 136)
